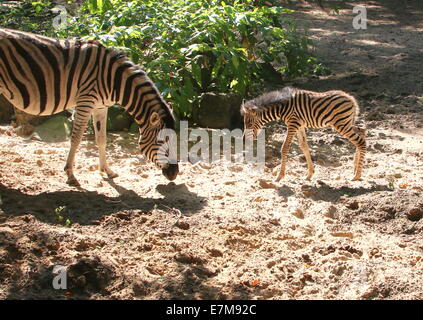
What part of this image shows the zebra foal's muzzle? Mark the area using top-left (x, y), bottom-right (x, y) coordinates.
top-left (243, 128), bottom-right (256, 140)
top-left (162, 163), bottom-right (179, 181)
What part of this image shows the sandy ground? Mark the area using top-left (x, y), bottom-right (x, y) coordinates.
top-left (0, 0), bottom-right (422, 299)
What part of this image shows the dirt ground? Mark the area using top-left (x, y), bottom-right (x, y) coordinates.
top-left (1, 0), bottom-right (422, 300)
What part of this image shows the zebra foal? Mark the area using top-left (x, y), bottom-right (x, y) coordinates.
top-left (241, 87), bottom-right (366, 182)
top-left (0, 28), bottom-right (178, 185)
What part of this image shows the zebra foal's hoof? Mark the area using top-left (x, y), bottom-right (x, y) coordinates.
top-left (275, 174), bottom-right (284, 182)
top-left (66, 177), bottom-right (80, 187)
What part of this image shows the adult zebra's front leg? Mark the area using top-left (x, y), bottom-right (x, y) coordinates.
top-left (64, 105), bottom-right (93, 186)
top-left (92, 108), bottom-right (118, 179)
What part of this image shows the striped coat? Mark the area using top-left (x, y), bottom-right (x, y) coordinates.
top-left (241, 87), bottom-right (366, 181)
top-left (0, 28), bottom-right (178, 185)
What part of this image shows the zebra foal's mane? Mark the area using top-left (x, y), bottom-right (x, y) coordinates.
top-left (241, 87), bottom-right (298, 115)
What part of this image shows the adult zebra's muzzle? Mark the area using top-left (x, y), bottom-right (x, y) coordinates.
top-left (162, 163), bottom-right (179, 181)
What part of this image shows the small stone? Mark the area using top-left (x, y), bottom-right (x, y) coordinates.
top-left (259, 179), bottom-right (278, 189)
top-left (228, 165), bottom-right (243, 172)
top-left (208, 248), bottom-right (223, 257)
top-left (292, 208), bottom-right (304, 219)
top-left (253, 196), bottom-right (264, 202)
top-left (325, 205), bottom-right (338, 219)
top-left (267, 260), bottom-right (277, 268)
top-left (407, 207), bottom-right (423, 222)
top-left (175, 220), bottom-right (190, 230)
top-left (331, 232), bottom-right (354, 238)
top-left (346, 200), bottom-right (359, 210)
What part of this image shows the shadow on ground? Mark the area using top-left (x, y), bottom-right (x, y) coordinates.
top-left (0, 181), bottom-right (207, 226)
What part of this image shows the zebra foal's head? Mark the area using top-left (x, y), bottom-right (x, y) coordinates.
top-left (138, 108), bottom-right (179, 181)
top-left (240, 100), bottom-right (262, 140)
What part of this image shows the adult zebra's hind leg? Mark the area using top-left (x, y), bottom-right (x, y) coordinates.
top-left (92, 108), bottom-right (118, 179)
top-left (64, 106), bottom-right (93, 186)
top-left (297, 128), bottom-right (315, 180)
top-left (334, 124), bottom-right (366, 181)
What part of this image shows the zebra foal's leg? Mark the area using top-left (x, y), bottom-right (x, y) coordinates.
top-left (297, 128), bottom-right (315, 180)
top-left (334, 124), bottom-right (366, 181)
top-left (275, 123), bottom-right (300, 182)
top-left (64, 106), bottom-right (93, 186)
top-left (92, 108), bottom-right (118, 179)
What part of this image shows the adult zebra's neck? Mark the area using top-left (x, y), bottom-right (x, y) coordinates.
top-left (107, 55), bottom-right (169, 125)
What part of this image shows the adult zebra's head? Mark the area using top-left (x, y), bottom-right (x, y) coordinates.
top-left (138, 107), bottom-right (179, 181)
top-left (240, 101), bottom-right (262, 140)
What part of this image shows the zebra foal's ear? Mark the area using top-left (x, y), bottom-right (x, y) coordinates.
top-left (241, 101), bottom-right (257, 116)
top-left (149, 112), bottom-right (161, 126)
top-left (245, 106), bottom-right (257, 115)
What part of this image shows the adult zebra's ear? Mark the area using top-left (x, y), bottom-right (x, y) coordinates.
top-left (149, 112), bottom-right (161, 126)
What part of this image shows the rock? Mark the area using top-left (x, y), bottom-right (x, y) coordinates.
top-left (346, 200), bottom-right (359, 210)
top-left (175, 220), bottom-right (190, 230)
top-left (325, 205), bottom-right (338, 219)
top-left (208, 248), bottom-right (224, 257)
top-left (259, 179), bottom-right (278, 189)
top-left (228, 165), bottom-right (243, 172)
top-left (331, 232), bottom-right (354, 238)
top-left (13, 106), bottom-right (46, 128)
top-left (192, 92), bottom-right (243, 129)
top-left (129, 121), bottom-right (138, 133)
top-left (407, 207), bottom-right (423, 222)
top-left (107, 105), bottom-right (132, 131)
top-left (67, 257), bottom-right (114, 294)
top-left (35, 115), bottom-right (72, 142)
top-left (301, 185), bottom-right (316, 198)
top-left (292, 208), bottom-right (304, 219)
top-left (0, 94), bottom-right (14, 124)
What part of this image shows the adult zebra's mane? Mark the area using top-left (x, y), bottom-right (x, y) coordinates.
top-left (242, 87), bottom-right (298, 114)
top-left (108, 47), bottom-right (176, 128)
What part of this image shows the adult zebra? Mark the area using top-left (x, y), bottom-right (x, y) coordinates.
top-left (0, 28), bottom-right (178, 185)
top-left (242, 87), bottom-right (366, 182)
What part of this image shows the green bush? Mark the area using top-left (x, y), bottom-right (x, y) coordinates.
top-left (1, 0), bottom-right (325, 120)
top-left (60, 0), bottom-right (323, 118)
top-left (0, 0), bottom-right (57, 36)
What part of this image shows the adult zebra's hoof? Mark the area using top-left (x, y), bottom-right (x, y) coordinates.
top-left (100, 167), bottom-right (118, 179)
top-left (107, 172), bottom-right (119, 179)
